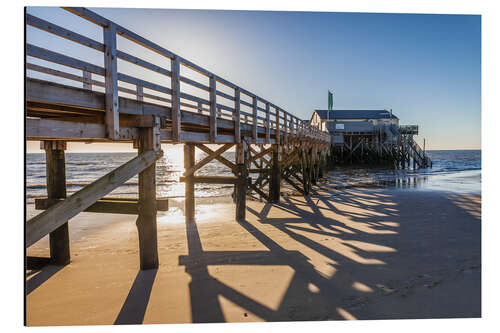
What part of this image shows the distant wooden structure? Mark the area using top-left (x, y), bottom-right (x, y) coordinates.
top-left (25, 8), bottom-right (330, 270)
top-left (310, 110), bottom-right (431, 169)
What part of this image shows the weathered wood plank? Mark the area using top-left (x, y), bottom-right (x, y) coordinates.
top-left (26, 118), bottom-right (137, 141)
top-left (43, 141), bottom-right (70, 266)
top-left (209, 75), bottom-right (217, 142)
top-left (269, 146), bottom-right (281, 202)
top-left (265, 102), bottom-right (271, 144)
top-left (216, 90), bottom-right (235, 101)
top-left (35, 198), bottom-right (169, 214)
top-left (170, 56), bottom-right (181, 142)
top-left (252, 96), bottom-right (258, 142)
top-left (63, 7), bottom-right (176, 58)
top-left (27, 14), bottom-right (105, 52)
top-left (235, 143), bottom-right (248, 222)
top-left (194, 143), bottom-right (237, 173)
top-left (234, 88), bottom-right (241, 143)
top-left (136, 85), bottom-right (143, 102)
top-left (136, 126), bottom-right (160, 269)
top-left (248, 146), bottom-right (273, 165)
top-left (180, 75), bottom-right (209, 92)
top-left (26, 44), bottom-right (105, 76)
top-left (26, 150), bottom-right (161, 247)
top-left (103, 22), bottom-right (120, 140)
top-left (117, 50), bottom-right (171, 77)
top-left (179, 176), bottom-right (244, 184)
top-left (248, 182), bottom-right (269, 201)
top-left (184, 144), bottom-right (195, 222)
top-left (82, 71), bottom-right (92, 90)
top-left (275, 107), bottom-right (281, 145)
top-left (184, 144), bottom-right (233, 177)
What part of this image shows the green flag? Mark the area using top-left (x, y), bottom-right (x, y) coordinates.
top-left (328, 90), bottom-right (333, 112)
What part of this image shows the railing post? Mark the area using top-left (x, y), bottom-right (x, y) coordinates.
top-left (265, 102), bottom-right (270, 144)
top-left (82, 70), bottom-right (92, 90)
top-left (234, 88), bottom-right (241, 143)
top-left (284, 112), bottom-right (288, 145)
top-left (209, 75), bottom-right (217, 142)
top-left (275, 107), bottom-right (280, 145)
top-left (252, 96), bottom-right (258, 143)
top-left (171, 56), bottom-right (181, 142)
top-left (136, 85), bottom-right (143, 102)
top-left (103, 22), bottom-right (119, 140)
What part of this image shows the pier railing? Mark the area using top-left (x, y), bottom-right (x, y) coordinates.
top-left (26, 7), bottom-right (330, 145)
top-left (399, 125), bottom-right (418, 135)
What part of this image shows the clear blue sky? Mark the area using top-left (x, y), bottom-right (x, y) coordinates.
top-left (26, 7), bottom-right (481, 151)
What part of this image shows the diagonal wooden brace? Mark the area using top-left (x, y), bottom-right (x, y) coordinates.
top-left (26, 149), bottom-right (162, 247)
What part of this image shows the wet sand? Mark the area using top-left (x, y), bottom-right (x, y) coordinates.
top-left (26, 186), bottom-right (481, 325)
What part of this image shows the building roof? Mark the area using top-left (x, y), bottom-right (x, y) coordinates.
top-left (314, 109), bottom-right (398, 120)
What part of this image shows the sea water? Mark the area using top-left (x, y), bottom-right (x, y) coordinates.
top-left (327, 150), bottom-right (481, 194)
top-left (25, 149), bottom-right (481, 203)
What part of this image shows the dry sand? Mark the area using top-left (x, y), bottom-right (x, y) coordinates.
top-left (26, 186), bottom-right (481, 325)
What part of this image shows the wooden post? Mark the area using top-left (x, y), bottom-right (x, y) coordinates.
top-left (209, 75), bottom-right (217, 142)
top-left (252, 96), bottom-right (257, 143)
top-left (103, 22), bottom-right (120, 140)
top-left (171, 56), bottom-right (181, 142)
top-left (275, 107), bottom-right (280, 145)
top-left (349, 136), bottom-right (353, 165)
top-left (318, 149), bottom-right (324, 179)
top-left (265, 102), bottom-right (270, 144)
top-left (184, 144), bottom-right (195, 223)
top-left (283, 112), bottom-right (288, 145)
top-left (43, 140), bottom-right (70, 266)
top-left (235, 142), bottom-right (248, 222)
top-left (269, 145), bottom-right (280, 203)
top-left (234, 88), bottom-right (241, 143)
top-left (361, 138), bottom-right (364, 162)
top-left (401, 137), bottom-right (405, 169)
top-left (311, 145), bottom-right (317, 185)
top-left (301, 149), bottom-right (308, 195)
top-left (82, 70), bottom-right (92, 90)
top-left (136, 85), bottom-right (143, 102)
top-left (136, 126), bottom-right (159, 270)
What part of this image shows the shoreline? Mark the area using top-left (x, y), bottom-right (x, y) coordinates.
top-left (26, 184), bottom-right (481, 325)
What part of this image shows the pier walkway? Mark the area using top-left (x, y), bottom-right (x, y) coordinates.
top-left (25, 7), bottom-right (331, 269)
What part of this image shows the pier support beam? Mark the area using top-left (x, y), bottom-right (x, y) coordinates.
top-left (136, 126), bottom-right (159, 270)
top-left (43, 140), bottom-right (70, 266)
top-left (184, 144), bottom-right (196, 223)
top-left (235, 142), bottom-right (248, 222)
top-left (269, 145), bottom-right (280, 203)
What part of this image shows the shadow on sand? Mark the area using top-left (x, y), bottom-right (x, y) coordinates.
top-left (27, 184), bottom-right (481, 323)
top-left (114, 269), bottom-right (158, 325)
top-left (173, 185), bottom-right (480, 322)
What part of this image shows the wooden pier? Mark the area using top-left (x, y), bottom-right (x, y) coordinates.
top-left (25, 7), bottom-right (331, 270)
top-left (330, 125), bottom-right (431, 169)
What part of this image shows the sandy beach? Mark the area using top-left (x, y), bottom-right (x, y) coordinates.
top-left (26, 185), bottom-right (481, 325)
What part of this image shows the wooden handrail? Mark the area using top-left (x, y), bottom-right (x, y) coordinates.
top-left (26, 8), bottom-right (331, 144)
